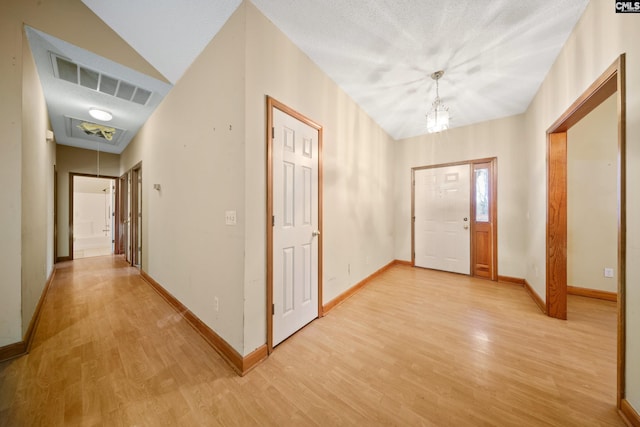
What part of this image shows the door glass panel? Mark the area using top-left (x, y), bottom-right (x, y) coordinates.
top-left (475, 168), bottom-right (489, 222)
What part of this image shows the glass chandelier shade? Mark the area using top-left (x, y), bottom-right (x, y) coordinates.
top-left (426, 70), bottom-right (449, 133)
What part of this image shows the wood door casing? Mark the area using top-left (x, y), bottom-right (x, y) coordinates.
top-left (546, 54), bottom-right (625, 407)
top-left (472, 161), bottom-right (497, 280)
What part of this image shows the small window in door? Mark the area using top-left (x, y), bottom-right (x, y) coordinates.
top-left (475, 168), bottom-right (489, 222)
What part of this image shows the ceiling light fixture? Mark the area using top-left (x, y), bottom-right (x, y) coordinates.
top-left (426, 70), bottom-right (449, 133)
top-left (88, 107), bottom-right (113, 122)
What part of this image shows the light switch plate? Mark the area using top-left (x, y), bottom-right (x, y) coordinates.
top-left (604, 267), bottom-right (614, 278)
top-left (225, 210), bottom-right (237, 225)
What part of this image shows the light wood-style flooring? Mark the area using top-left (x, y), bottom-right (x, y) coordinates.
top-left (0, 256), bottom-right (623, 426)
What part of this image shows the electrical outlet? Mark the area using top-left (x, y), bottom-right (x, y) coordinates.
top-left (604, 268), bottom-right (614, 278)
top-left (214, 297), bottom-right (219, 312)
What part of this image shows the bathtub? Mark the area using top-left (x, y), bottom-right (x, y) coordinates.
top-left (74, 234), bottom-right (112, 258)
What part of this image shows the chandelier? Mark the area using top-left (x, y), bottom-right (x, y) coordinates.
top-left (426, 70), bottom-right (449, 133)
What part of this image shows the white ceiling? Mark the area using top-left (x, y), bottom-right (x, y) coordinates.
top-left (34, 0), bottom-right (590, 153)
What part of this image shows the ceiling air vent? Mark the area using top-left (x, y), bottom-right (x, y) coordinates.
top-left (52, 54), bottom-right (153, 106)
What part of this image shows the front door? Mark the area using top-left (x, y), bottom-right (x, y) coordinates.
top-left (414, 164), bottom-right (471, 274)
top-left (271, 105), bottom-right (320, 347)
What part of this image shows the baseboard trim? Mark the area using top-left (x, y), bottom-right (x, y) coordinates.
top-left (0, 341), bottom-right (26, 363)
top-left (322, 259), bottom-right (401, 315)
top-left (140, 270), bottom-right (263, 376)
top-left (0, 267), bottom-right (56, 363)
top-left (24, 268), bottom-right (56, 353)
top-left (567, 285), bottom-right (617, 302)
top-left (394, 260), bottom-right (412, 266)
top-left (621, 399), bottom-right (640, 426)
top-left (242, 345), bottom-right (268, 375)
top-left (498, 275), bottom-right (525, 285)
top-left (524, 279), bottom-right (546, 314)
top-left (56, 256), bottom-right (71, 263)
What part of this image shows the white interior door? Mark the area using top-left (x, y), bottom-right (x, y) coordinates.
top-left (414, 164), bottom-right (471, 274)
top-left (273, 108), bottom-right (319, 346)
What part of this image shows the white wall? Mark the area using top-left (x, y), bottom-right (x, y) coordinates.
top-left (394, 114), bottom-right (528, 278)
top-left (243, 2), bottom-right (396, 354)
top-left (523, 0), bottom-right (640, 410)
top-left (567, 95), bottom-right (617, 293)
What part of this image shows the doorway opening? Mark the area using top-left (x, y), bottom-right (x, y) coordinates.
top-left (71, 174), bottom-right (117, 259)
top-left (546, 54), bottom-right (625, 407)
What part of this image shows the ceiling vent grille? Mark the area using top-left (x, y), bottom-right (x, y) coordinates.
top-left (52, 54), bottom-right (152, 106)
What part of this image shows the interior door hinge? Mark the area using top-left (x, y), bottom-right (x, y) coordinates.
top-left (272, 304), bottom-right (275, 315)
top-left (272, 215), bottom-right (275, 226)
top-left (272, 127), bottom-right (275, 139)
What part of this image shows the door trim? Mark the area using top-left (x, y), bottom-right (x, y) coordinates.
top-left (472, 160), bottom-right (498, 280)
top-left (266, 96), bottom-right (323, 354)
top-left (131, 163), bottom-right (142, 267)
top-left (545, 54), bottom-right (625, 407)
top-left (411, 157), bottom-right (498, 279)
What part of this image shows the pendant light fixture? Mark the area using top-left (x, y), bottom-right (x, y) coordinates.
top-left (426, 70), bottom-right (449, 133)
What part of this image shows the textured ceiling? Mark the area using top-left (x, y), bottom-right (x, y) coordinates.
top-left (45, 0), bottom-right (589, 153)
top-left (249, 0), bottom-right (590, 138)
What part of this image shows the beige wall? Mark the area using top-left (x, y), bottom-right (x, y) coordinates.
top-left (394, 114), bottom-right (528, 278)
top-left (56, 145), bottom-right (120, 259)
top-left (523, 1), bottom-right (640, 409)
top-left (0, 0), bottom-right (163, 347)
top-left (243, 2), bottom-right (396, 353)
top-left (121, 4), bottom-right (247, 352)
top-left (20, 28), bottom-right (56, 338)
top-left (122, 1), bottom-right (396, 356)
top-left (0, 2), bottom-right (23, 346)
top-left (567, 95), bottom-right (617, 293)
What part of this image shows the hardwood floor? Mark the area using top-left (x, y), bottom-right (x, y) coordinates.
top-left (0, 256), bottom-right (624, 426)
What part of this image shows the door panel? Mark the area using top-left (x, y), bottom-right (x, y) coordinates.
top-left (273, 108), bottom-right (319, 347)
top-left (414, 164), bottom-right (471, 274)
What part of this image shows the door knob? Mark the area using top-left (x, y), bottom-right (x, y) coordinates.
top-left (312, 230), bottom-right (321, 237)
top-left (463, 224), bottom-right (469, 230)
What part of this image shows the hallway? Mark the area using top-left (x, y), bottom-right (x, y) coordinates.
top-left (0, 256), bottom-right (623, 426)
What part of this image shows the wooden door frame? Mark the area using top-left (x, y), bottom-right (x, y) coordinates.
top-left (266, 96), bottom-right (323, 354)
top-left (472, 160), bottom-right (498, 280)
top-left (411, 157), bottom-right (498, 279)
top-left (131, 163), bottom-right (142, 267)
top-left (68, 173), bottom-right (119, 260)
top-left (545, 54), bottom-right (625, 407)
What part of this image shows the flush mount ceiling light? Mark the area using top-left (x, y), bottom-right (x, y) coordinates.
top-left (88, 107), bottom-right (113, 122)
top-left (425, 70), bottom-right (449, 133)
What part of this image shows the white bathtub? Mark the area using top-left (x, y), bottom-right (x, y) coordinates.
top-left (74, 234), bottom-right (112, 258)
